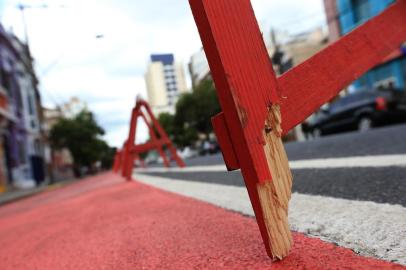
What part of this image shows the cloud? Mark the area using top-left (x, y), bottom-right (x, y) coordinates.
top-left (1, 0), bottom-right (325, 147)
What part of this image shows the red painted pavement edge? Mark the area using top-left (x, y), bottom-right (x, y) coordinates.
top-left (0, 172), bottom-right (404, 269)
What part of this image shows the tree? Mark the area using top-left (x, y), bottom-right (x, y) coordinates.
top-left (49, 110), bottom-right (110, 176)
top-left (158, 112), bottom-right (175, 137)
top-left (175, 79), bottom-right (220, 135)
top-left (191, 79), bottom-right (221, 135)
top-left (157, 79), bottom-right (221, 147)
top-left (158, 110), bottom-right (198, 147)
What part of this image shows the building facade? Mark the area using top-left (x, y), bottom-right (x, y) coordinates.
top-left (324, 0), bottom-right (406, 91)
top-left (188, 48), bottom-right (210, 90)
top-left (11, 35), bottom-right (46, 186)
top-left (0, 24), bottom-right (45, 191)
top-left (145, 54), bottom-right (187, 115)
top-left (268, 28), bottom-right (328, 141)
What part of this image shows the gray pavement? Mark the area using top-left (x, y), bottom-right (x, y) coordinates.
top-left (139, 124), bottom-right (406, 206)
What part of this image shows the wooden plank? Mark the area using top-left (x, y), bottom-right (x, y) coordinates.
top-left (140, 112), bottom-right (170, 167)
top-left (278, 0), bottom-right (406, 133)
top-left (122, 99), bottom-right (185, 170)
top-left (211, 112), bottom-right (239, 171)
top-left (189, 0), bottom-right (293, 259)
top-left (122, 108), bottom-right (137, 180)
top-left (140, 99), bottom-right (186, 168)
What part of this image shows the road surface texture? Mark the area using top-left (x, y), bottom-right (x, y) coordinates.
top-left (135, 124), bottom-right (406, 265)
top-left (0, 172), bottom-right (404, 269)
top-left (141, 124), bottom-right (406, 206)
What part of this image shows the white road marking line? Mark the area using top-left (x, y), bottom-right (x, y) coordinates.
top-left (135, 154), bottom-right (406, 173)
top-left (134, 173), bottom-right (406, 265)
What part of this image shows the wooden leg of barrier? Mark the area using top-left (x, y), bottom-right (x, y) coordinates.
top-left (189, 0), bottom-right (406, 260)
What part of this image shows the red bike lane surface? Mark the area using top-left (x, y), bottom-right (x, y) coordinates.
top-left (0, 172), bottom-right (403, 270)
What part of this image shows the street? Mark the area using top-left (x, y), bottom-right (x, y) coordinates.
top-left (0, 0), bottom-right (405, 268)
top-left (0, 125), bottom-right (405, 269)
top-left (139, 124), bottom-right (406, 206)
top-left (134, 124), bottom-right (406, 265)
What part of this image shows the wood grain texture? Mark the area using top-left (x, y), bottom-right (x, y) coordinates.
top-left (189, 0), bottom-right (404, 261)
top-left (279, 0), bottom-right (406, 134)
top-left (189, 0), bottom-right (292, 259)
top-left (258, 104), bottom-right (293, 259)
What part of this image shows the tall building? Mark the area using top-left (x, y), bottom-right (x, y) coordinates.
top-left (323, 0), bottom-right (406, 91)
top-left (145, 54), bottom-right (187, 115)
top-left (188, 48), bottom-right (210, 89)
top-left (269, 28), bottom-right (328, 75)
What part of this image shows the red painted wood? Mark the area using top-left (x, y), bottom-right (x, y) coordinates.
top-left (122, 108), bottom-right (138, 180)
top-left (112, 149), bottom-right (122, 172)
top-left (189, 0), bottom-right (280, 257)
top-left (211, 112), bottom-right (240, 171)
top-left (140, 112), bottom-right (170, 167)
top-left (189, 0), bottom-right (406, 259)
top-left (121, 98), bottom-right (185, 178)
top-left (279, 0), bottom-right (406, 133)
top-left (130, 139), bottom-right (171, 153)
top-left (139, 100), bottom-right (186, 168)
top-left (190, 0), bottom-right (278, 183)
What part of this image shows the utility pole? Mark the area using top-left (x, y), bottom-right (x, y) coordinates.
top-left (16, 3), bottom-right (49, 47)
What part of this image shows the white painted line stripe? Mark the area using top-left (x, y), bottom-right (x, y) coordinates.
top-left (135, 164), bottom-right (227, 173)
top-left (134, 173), bottom-right (406, 265)
top-left (290, 154), bottom-right (406, 169)
top-left (135, 154), bottom-right (406, 173)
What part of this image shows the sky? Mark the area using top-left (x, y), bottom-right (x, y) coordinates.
top-left (0, 0), bottom-right (326, 147)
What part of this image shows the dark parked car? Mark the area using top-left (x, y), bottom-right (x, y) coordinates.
top-left (308, 88), bottom-right (406, 137)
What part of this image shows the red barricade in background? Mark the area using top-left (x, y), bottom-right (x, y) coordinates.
top-left (118, 98), bottom-right (185, 180)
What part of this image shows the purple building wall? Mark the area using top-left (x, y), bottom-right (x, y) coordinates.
top-left (0, 25), bottom-right (28, 182)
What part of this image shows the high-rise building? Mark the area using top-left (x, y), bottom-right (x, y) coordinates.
top-left (188, 48), bottom-right (210, 90)
top-left (145, 54), bottom-right (187, 115)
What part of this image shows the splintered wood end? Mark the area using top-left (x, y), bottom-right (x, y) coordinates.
top-left (257, 104), bottom-right (293, 260)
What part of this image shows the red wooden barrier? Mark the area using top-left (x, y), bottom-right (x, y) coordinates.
top-left (189, 0), bottom-right (406, 260)
top-left (121, 98), bottom-right (185, 180)
top-left (112, 149), bottom-right (122, 172)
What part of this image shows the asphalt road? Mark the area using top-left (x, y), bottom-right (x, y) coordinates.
top-left (140, 124), bottom-right (406, 206)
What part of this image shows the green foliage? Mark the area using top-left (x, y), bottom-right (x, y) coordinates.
top-left (157, 79), bottom-right (220, 147)
top-left (190, 79), bottom-right (221, 134)
top-left (158, 112), bottom-right (175, 136)
top-left (50, 110), bottom-right (113, 171)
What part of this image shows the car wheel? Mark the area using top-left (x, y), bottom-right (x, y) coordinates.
top-left (313, 128), bottom-right (321, 139)
top-left (358, 117), bottom-right (372, 132)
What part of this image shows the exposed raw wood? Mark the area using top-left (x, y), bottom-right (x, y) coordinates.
top-left (188, 0), bottom-right (292, 259)
top-left (257, 104), bottom-right (293, 260)
top-left (189, 0), bottom-right (406, 261)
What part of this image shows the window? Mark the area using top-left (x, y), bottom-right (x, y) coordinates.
top-left (402, 58), bottom-right (406, 89)
top-left (0, 69), bottom-right (12, 96)
top-left (28, 94), bottom-right (34, 115)
top-left (352, 0), bottom-right (370, 24)
top-left (18, 140), bottom-right (27, 164)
